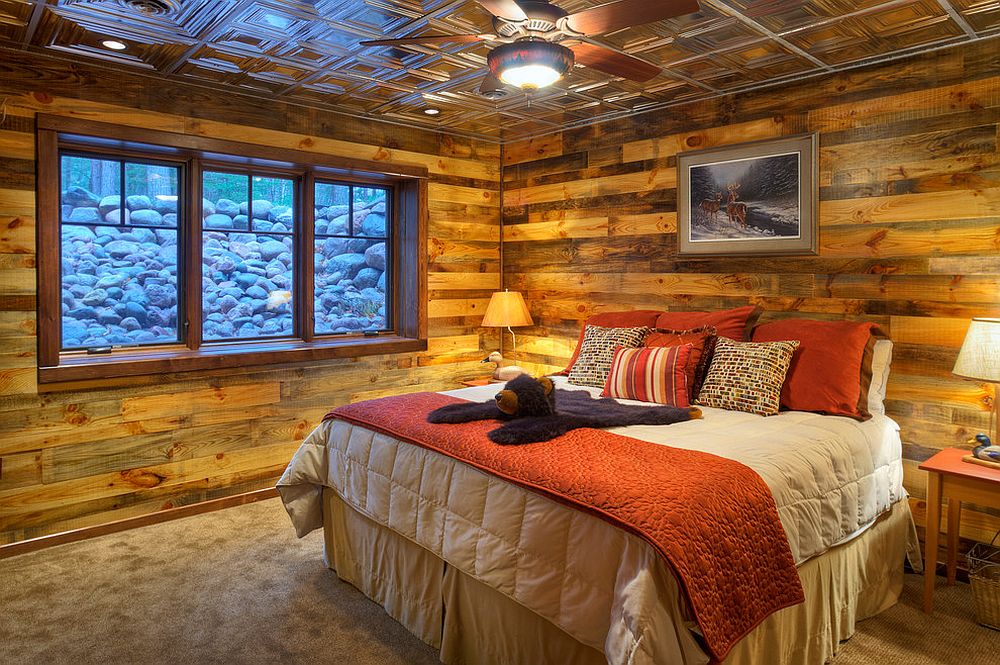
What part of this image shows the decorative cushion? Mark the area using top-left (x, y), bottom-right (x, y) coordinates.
top-left (602, 344), bottom-right (694, 406)
top-left (567, 325), bottom-right (651, 388)
top-left (752, 319), bottom-right (882, 420)
top-left (695, 338), bottom-right (800, 416)
top-left (644, 326), bottom-right (718, 399)
top-left (561, 310), bottom-right (664, 375)
top-left (654, 305), bottom-right (762, 341)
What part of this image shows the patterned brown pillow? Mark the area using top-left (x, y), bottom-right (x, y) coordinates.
top-left (695, 338), bottom-right (800, 416)
top-left (567, 325), bottom-right (651, 388)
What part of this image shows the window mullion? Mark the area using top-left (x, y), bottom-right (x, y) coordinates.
top-left (300, 172), bottom-right (315, 342)
top-left (185, 157), bottom-right (203, 350)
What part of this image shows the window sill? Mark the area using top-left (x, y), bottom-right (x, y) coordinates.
top-left (37, 335), bottom-right (427, 388)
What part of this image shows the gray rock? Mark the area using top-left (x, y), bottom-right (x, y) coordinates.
top-left (162, 213), bottom-right (178, 226)
top-left (145, 284), bottom-right (176, 308)
top-left (103, 208), bottom-right (130, 225)
top-left (63, 226), bottom-right (97, 243)
top-left (120, 317), bottom-right (141, 331)
top-left (326, 204), bottom-right (349, 219)
top-left (365, 242), bottom-right (386, 271)
top-left (125, 195), bottom-right (152, 211)
top-left (246, 285), bottom-right (269, 301)
top-left (67, 305), bottom-right (98, 320)
top-left (130, 209), bottom-right (163, 226)
top-left (234, 273), bottom-right (258, 289)
top-left (202, 198), bottom-right (216, 216)
top-left (327, 215), bottom-right (349, 235)
top-left (81, 289), bottom-right (108, 307)
top-left (360, 213), bottom-right (386, 236)
top-left (377, 271), bottom-right (386, 292)
top-left (97, 310), bottom-right (122, 326)
top-left (218, 295), bottom-right (239, 314)
top-left (63, 318), bottom-right (89, 342)
top-left (270, 222), bottom-right (288, 234)
top-left (152, 197), bottom-right (177, 215)
top-left (233, 215), bottom-right (249, 229)
top-left (253, 219), bottom-right (272, 232)
top-left (370, 201), bottom-right (386, 214)
top-left (215, 198), bottom-right (240, 217)
top-left (353, 268), bottom-right (381, 291)
top-left (321, 237), bottom-right (348, 257)
top-left (268, 205), bottom-right (291, 223)
top-left (61, 205), bottom-right (73, 220)
top-left (204, 213), bottom-right (235, 230)
top-left (329, 253), bottom-right (368, 280)
top-left (124, 301), bottom-right (148, 325)
top-left (105, 240), bottom-right (140, 259)
top-left (244, 200), bottom-right (272, 219)
top-left (68, 207), bottom-right (101, 224)
top-left (63, 186), bottom-right (100, 207)
top-left (260, 240), bottom-right (287, 261)
top-left (99, 196), bottom-right (121, 216)
top-left (128, 227), bottom-right (156, 243)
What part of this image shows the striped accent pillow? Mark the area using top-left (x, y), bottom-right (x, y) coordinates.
top-left (601, 344), bottom-right (694, 406)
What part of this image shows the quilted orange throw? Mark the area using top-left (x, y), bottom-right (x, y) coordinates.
top-left (327, 392), bottom-right (804, 662)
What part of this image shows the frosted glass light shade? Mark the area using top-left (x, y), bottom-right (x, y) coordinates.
top-left (499, 64), bottom-right (562, 90)
top-left (953, 318), bottom-right (1000, 382)
top-left (481, 291), bottom-right (533, 328)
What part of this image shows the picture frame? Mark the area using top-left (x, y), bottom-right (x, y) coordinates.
top-left (677, 133), bottom-right (818, 256)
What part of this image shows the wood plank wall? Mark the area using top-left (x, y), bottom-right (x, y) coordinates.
top-left (502, 40), bottom-right (1000, 547)
top-left (0, 50), bottom-right (500, 545)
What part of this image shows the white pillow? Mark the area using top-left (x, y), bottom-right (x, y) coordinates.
top-left (867, 339), bottom-right (893, 416)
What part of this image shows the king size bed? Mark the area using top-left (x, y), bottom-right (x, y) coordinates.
top-left (278, 370), bottom-right (918, 665)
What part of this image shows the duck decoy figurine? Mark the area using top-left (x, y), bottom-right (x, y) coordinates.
top-left (970, 433), bottom-right (1000, 462)
top-left (482, 351), bottom-right (526, 382)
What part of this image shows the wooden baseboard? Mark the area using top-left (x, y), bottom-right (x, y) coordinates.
top-left (0, 487), bottom-right (279, 560)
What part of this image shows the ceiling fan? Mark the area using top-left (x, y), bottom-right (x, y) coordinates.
top-left (359, 0), bottom-right (701, 97)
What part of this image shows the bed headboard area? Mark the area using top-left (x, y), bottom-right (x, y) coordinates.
top-left (500, 39), bottom-right (1000, 546)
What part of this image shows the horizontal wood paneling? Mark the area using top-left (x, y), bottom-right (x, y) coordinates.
top-left (502, 41), bottom-right (1000, 547)
top-left (0, 70), bottom-right (500, 544)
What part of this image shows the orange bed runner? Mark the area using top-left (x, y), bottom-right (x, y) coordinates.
top-left (327, 392), bottom-right (804, 662)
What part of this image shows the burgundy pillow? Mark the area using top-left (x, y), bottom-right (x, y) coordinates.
top-left (561, 310), bottom-right (664, 375)
top-left (644, 326), bottom-right (717, 399)
top-left (654, 305), bottom-right (762, 341)
top-left (752, 319), bottom-right (882, 420)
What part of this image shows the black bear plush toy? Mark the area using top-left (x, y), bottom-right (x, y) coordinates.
top-left (428, 374), bottom-right (700, 445)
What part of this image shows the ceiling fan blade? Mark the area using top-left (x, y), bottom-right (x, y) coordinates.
top-left (565, 0), bottom-right (700, 36)
top-left (569, 42), bottom-right (661, 82)
top-left (361, 34), bottom-right (486, 47)
top-left (475, 0), bottom-right (528, 21)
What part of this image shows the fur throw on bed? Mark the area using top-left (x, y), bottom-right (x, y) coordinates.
top-left (428, 374), bottom-right (701, 445)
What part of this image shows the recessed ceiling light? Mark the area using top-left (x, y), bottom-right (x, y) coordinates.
top-left (101, 40), bottom-right (128, 51)
top-left (423, 108), bottom-right (441, 116)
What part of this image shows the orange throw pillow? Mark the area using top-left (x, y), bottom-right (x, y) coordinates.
top-left (645, 326), bottom-right (717, 399)
top-left (561, 310), bottom-right (664, 375)
top-left (752, 319), bottom-right (882, 420)
top-left (602, 344), bottom-right (694, 406)
top-left (654, 305), bottom-right (762, 341)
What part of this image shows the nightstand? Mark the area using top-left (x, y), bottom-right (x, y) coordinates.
top-left (919, 447), bottom-right (1000, 614)
top-left (460, 378), bottom-right (503, 387)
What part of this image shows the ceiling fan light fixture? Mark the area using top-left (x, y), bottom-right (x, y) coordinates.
top-left (488, 41), bottom-right (574, 91)
top-left (101, 39), bottom-right (128, 51)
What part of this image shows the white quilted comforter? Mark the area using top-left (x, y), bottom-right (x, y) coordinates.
top-left (278, 377), bottom-right (905, 664)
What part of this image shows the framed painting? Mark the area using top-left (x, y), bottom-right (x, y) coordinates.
top-left (677, 133), bottom-right (818, 256)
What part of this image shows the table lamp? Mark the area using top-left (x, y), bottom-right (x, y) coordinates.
top-left (481, 290), bottom-right (533, 379)
top-left (953, 317), bottom-right (1000, 446)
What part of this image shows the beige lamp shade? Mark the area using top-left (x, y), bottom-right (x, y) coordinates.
top-left (481, 290), bottom-right (533, 328)
top-left (953, 318), bottom-right (1000, 382)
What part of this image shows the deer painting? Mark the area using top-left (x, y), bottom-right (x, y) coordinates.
top-left (699, 191), bottom-right (722, 221)
top-left (726, 183), bottom-right (747, 228)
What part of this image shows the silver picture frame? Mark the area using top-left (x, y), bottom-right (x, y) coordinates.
top-left (677, 133), bottom-right (818, 256)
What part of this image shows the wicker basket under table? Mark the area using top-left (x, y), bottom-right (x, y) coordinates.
top-left (968, 530), bottom-right (1000, 630)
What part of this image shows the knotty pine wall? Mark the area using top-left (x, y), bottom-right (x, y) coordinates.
top-left (0, 51), bottom-right (500, 545)
top-left (502, 40), bottom-right (1000, 546)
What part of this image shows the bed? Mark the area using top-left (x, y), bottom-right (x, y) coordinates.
top-left (278, 375), bottom-right (919, 665)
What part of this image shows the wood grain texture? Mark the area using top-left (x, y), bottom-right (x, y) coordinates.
top-left (502, 46), bottom-right (1000, 546)
top-left (0, 74), bottom-right (500, 544)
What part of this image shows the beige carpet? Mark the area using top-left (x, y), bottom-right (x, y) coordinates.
top-left (1, 498), bottom-right (997, 665)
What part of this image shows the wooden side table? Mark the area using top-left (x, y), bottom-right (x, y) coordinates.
top-left (919, 447), bottom-right (1000, 613)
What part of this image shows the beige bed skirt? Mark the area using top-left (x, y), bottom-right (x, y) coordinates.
top-left (322, 487), bottom-right (914, 665)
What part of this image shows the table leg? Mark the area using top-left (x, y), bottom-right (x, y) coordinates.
top-left (946, 498), bottom-right (961, 586)
top-left (923, 471), bottom-right (942, 614)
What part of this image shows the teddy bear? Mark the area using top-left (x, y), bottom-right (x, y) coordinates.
top-left (428, 374), bottom-right (700, 445)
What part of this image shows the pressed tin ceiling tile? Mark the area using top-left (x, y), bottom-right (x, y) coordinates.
top-left (2, 0), bottom-right (997, 141)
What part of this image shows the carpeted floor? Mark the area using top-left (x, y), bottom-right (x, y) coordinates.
top-left (1, 498), bottom-right (997, 665)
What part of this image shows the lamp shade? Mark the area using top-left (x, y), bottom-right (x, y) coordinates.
top-left (953, 318), bottom-right (1000, 382)
top-left (481, 291), bottom-right (533, 328)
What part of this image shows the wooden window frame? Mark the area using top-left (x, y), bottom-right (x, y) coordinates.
top-left (36, 115), bottom-right (428, 386)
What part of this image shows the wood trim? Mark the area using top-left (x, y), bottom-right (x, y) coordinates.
top-left (35, 127), bottom-right (60, 367)
top-left (37, 335), bottom-right (427, 385)
top-left (300, 172), bottom-right (315, 342)
top-left (0, 488), bottom-right (279, 560)
top-left (36, 114), bottom-right (430, 180)
top-left (185, 156), bottom-right (202, 350)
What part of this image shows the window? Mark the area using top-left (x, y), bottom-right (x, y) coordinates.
top-left (37, 115), bottom-right (428, 384)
